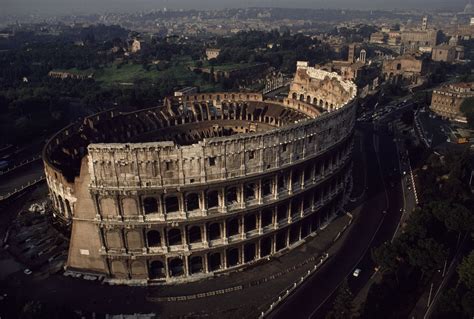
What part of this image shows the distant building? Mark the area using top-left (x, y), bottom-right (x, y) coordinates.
top-left (382, 54), bottom-right (429, 87)
top-left (432, 45), bottom-right (457, 63)
top-left (401, 29), bottom-right (440, 51)
top-left (370, 32), bottom-right (386, 44)
top-left (48, 71), bottom-right (93, 80)
top-left (131, 39), bottom-right (145, 53)
top-left (206, 48), bottom-right (221, 60)
top-left (174, 87), bottom-right (198, 97)
top-left (347, 44), bottom-right (356, 63)
top-left (430, 82), bottom-right (474, 122)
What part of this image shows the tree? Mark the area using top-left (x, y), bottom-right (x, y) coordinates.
top-left (458, 251), bottom-right (474, 290)
top-left (326, 279), bottom-right (354, 319)
top-left (406, 238), bottom-right (447, 277)
top-left (460, 97), bottom-right (474, 130)
top-left (372, 242), bottom-right (400, 274)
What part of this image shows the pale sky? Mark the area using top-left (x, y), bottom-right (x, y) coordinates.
top-left (0, 0), bottom-right (469, 15)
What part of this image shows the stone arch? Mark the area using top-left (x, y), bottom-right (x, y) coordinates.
top-left (147, 230), bottom-right (161, 247)
top-left (130, 261), bottom-right (147, 279)
top-left (149, 260), bottom-right (165, 279)
top-left (185, 193), bottom-right (200, 211)
top-left (260, 237), bottom-right (272, 257)
top-left (188, 226), bottom-right (202, 243)
top-left (292, 92), bottom-right (297, 100)
top-left (122, 197), bottom-right (138, 216)
top-left (261, 209), bottom-right (274, 227)
top-left (226, 247), bottom-right (240, 267)
top-left (207, 190), bottom-right (219, 209)
top-left (299, 94), bottom-right (305, 101)
top-left (168, 228), bottom-right (182, 246)
top-left (244, 243), bottom-right (256, 262)
top-left (57, 195), bottom-right (65, 214)
top-left (208, 223), bottom-right (221, 240)
top-left (143, 197), bottom-right (158, 214)
top-left (64, 198), bottom-right (72, 218)
top-left (208, 252), bottom-right (221, 271)
top-left (164, 196), bottom-right (180, 213)
top-left (227, 218), bottom-right (239, 237)
top-left (168, 258), bottom-right (184, 277)
top-left (189, 256), bottom-right (204, 274)
top-left (244, 213), bottom-right (257, 232)
top-left (111, 260), bottom-right (128, 278)
top-left (306, 95), bottom-right (311, 103)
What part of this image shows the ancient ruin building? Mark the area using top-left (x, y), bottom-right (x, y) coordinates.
top-left (43, 63), bottom-right (357, 284)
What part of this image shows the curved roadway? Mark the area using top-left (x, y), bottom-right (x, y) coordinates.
top-left (269, 122), bottom-right (405, 319)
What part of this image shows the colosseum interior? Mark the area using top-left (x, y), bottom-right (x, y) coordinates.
top-left (43, 62), bottom-right (357, 284)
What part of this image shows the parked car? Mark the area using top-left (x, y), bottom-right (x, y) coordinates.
top-left (353, 268), bottom-right (362, 277)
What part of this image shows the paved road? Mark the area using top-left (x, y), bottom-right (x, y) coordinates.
top-left (0, 161), bottom-right (45, 198)
top-left (270, 123), bottom-right (405, 319)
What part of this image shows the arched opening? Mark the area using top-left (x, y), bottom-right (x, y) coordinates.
top-left (64, 199), bottom-right (72, 217)
top-left (244, 183), bottom-right (256, 201)
top-left (143, 197), bottom-right (158, 214)
top-left (261, 209), bottom-right (273, 227)
top-left (168, 258), bottom-right (184, 277)
top-left (189, 256), bottom-right (203, 274)
top-left (291, 197), bottom-right (301, 218)
top-left (292, 169), bottom-right (301, 186)
top-left (188, 226), bottom-right (202, 243)
top-left (289, 225), bottom-right (300, 244)
top-left (292, 92), bottom-right (297, 100)
top-left (149, 260), bottom-right (165, 279)
top-left (319, 99), bottom-right (323, 107)
top-left (299, 94), bottom-right (304, 101)
top-left (227, 218), bottom-right (239, 237)
top-left (277, 174), bottom-right (287, 192)
top-left (306, 95), bottom-right (311, 103)
top-left (244, 214), bottom-right (257, 232)
top-left (226, 187), bottom-right (238, 205)
top-left (260, 237), bottom-right (272, 257)
top-left (58, 195), bottom-right (65, 214)
top-left (208, 223), bottom-right (221, 240)
top-left (167, 228), bottom-right (182, 246)
top-left (165, 196), bottom-right (180, 213)
top-left (226, 248), bottom-right (240, 267)
top-left (303, 195), bottom-right (312, 213)
top-left (262, 178), bottom-right (272, 197)
top-left (186, 193), bottom-right (200, 211)
top-left (208, 252), bottom-right (221, 271)
top-left (277, 203), bottom-right (288, 222)
top-left (276, 231), bottom-right (287, 251)
top-left (301, 222), bottom-right (311, 239)
top-left (244, 243), bottom-right (256, 262)
top-left (313, 97), bottom-right (318, 105)
top-left (207, 190), bottom-right (219, 209)
top-left (147, 230), bottom-right (161, 247)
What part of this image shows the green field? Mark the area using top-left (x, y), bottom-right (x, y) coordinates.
top-left (55, 59), bottom-right (261, 91)
top-left (93, 63), bottom-right (199, 86)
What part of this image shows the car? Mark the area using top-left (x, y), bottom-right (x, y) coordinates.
top-left (353, 268), bottom-right (362, 277)
top-left (23, 269), bottom-right (32, 275)
top-left (382, 210), bottom-right (387, 214)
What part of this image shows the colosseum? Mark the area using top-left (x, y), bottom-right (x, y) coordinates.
top-left (43, 62), bottom-right (357, 284)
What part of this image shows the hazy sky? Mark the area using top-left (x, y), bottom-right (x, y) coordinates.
top-left (1, 0), bottom-right (469, 15)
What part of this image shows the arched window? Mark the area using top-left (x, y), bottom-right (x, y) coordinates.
top-left (186, 193), bottom-right (200, 211)
top-left (188, 226), bottom-right (202, 243)
top-left (168, 228), bottom-right (182, 246)
top-left (165, 196), bottom-right (179, 213)
top-left (143, 197), bottom-right (158, 214)
top-left (147, 230), bottom-right (161, 247)
top-left (168, 258), bottom-right (184, 277)
top-left (149, 260), bottom-right (165, 279)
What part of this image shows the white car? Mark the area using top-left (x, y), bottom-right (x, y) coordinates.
top-left (23, 269), bottom-right (32, 275)
top-left (353, 268), bottom-right (361, 277)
